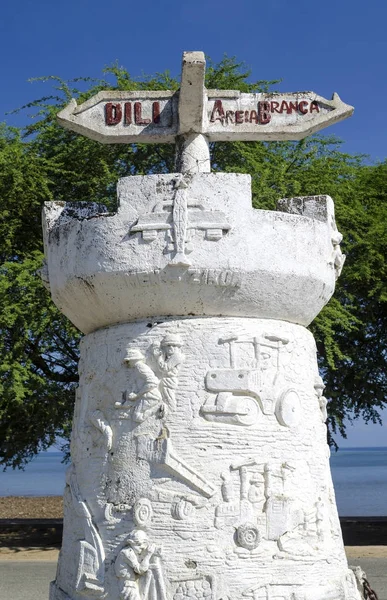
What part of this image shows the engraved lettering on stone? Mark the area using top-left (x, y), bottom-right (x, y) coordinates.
top-left (66, 466), bottom-right (105, 595)
top-left (130, 176), bottom-right (231, 266)
top-left (115, 529), bottom-right (167, 600)
top-left (121, 268), bottom-right (240, 289)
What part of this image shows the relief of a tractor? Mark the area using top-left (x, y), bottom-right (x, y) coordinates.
top-left (201, 334), bottom-right (302, 428)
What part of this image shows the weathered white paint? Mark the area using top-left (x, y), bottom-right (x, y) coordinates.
top-left (48, 316), bottom-right (360, 600)
top-left (42, 174), bottom-right (341, 334)
top-left (46, 49), bottom-right (360, 600)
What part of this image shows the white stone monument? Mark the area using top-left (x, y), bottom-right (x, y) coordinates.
top-left (43, 52), bottom-right (363, 600)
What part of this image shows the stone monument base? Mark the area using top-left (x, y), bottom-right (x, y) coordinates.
top-left (50, 317), bottom-right (360, 600)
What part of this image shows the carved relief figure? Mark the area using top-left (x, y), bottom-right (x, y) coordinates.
top-left (153, 334), bottom-right (185, 412)
top-left (115, 340), bottom-right (213, 498)
top-left (90, 410), bottom-right (113, 450)
top-left (329, 212), bottom-right (346, 279)
top-left (66, 465), bottom-right (105, 595)
top-left (314, 376), bottom-right (328, 423)
top-left (116, 349), bottom-right (164, 423)
top-left (115, 530), bottom-right (167, 600)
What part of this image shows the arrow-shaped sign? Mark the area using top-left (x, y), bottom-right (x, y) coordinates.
top-left (57, 52), bottom-right (354, 170)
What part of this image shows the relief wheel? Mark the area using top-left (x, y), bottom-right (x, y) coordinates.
top-left (275, 389), bottom-right (302, 427)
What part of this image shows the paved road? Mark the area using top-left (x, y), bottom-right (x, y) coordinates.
top-left (0, 561), bottom-right (56, 600)
top-left (348, 557), bottom-right (387, 600)
top-left (0, 559), bottom-right (385, 600)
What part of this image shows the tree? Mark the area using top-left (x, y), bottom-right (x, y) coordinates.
top-left (0, 57), bottom-right (385, 468)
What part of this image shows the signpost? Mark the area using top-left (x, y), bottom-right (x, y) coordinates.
top-left (46, 52), bottom-right (362, 600)
top-left (58, 51), bottom-right (354, 172)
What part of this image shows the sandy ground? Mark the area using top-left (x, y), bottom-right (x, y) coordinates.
top-left (0, 496), bottom-right (63, 519)
top-left (346, 546), bottom-right (387, 559)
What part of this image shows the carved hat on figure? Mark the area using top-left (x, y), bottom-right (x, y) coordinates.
top-left (161, 334), bottom-right (183, 347)
top-left (127, 529), bottom-right (148, 549)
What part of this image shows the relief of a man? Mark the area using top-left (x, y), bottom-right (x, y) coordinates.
top-left (115, 530), bottom-right (166, 600)
top-left (153, 334), bottom-right (184, 412)
top-left (116, 349), bottom-right (164, 423)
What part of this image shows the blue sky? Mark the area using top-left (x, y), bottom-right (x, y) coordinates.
top-left (1, 0), bottom-right (387, 161)
top-left (0, 0), bottom-right (385, 447)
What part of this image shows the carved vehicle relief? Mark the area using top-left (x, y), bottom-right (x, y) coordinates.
top-left (202, 333), bottom-right (302, 427)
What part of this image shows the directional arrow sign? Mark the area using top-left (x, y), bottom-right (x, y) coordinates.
top-left (58, 51), bottom-right (353, 147)
top-left (205, 90), bottom-right (353, 141)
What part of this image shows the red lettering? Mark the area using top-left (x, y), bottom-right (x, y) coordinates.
top-left (250, 110), bottom-right (259, 124)
top-left (105, 103), bottom-right (122, 125)
top-left (245, 111), bottom-right (250, 123)
top-left (210, 99), bottom-right (225, 123)
top-left (152, 101), bottom-right (161, 124)
top-left (310, 101), bottom-right (320, 113)
top-left (124, 102), bottom-right (132, 125)
top-left (259, 101), bottom-right (271, 124)
top-left (271, 101), bottom-right (281, 113)
top-left (235, 110), bottom-right (244, 124)
top-left (134, 102), bottom-right (151, 125)
top-left (288, 102), bottom-right (298, 113)
top-left (225, 110), bottom-right (235, 124)
top-left (298, 101), bottom-right (308, 114)
top-left (279, 101), bottom-right (289, 114)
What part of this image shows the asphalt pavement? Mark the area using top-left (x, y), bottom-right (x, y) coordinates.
top-left (0, 557), bottom-right (385, 600)
top-left (0, 561), bottom-right (56, 600)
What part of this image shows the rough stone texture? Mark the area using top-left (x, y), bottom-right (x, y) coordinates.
top-left (43, 172), bottom-right (358, 600)
top-left (42, 174), bottom-right (341, 334)
top-left (50, 317), bottom-right (359, 600)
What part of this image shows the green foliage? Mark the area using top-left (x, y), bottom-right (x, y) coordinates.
top-left (0, 56), bottom-right (385, 468)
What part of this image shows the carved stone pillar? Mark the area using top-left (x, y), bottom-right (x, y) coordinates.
top-left (43, 173), bottom-right (359, 600)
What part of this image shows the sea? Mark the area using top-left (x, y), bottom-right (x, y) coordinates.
top-left (0, 447), bottom-right (386, 516)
